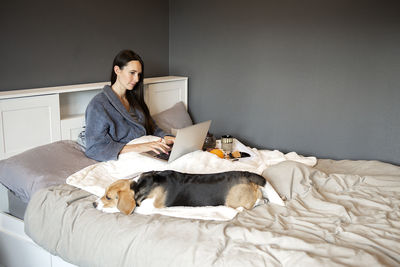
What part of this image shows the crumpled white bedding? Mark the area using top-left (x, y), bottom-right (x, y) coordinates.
top-left (66, 136), bottom-right (316, 220)
top-left (25, 158), bottom-right (400, 267)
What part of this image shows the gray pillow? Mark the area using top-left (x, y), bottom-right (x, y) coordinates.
top-left (262, 161), bottom-right (325, 201)
top-left (153, 101), bottom-right (193, 135)
top-left (0, 140), bottom-right (97, 203)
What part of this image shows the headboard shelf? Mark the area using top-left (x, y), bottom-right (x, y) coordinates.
top-left (0, 76), bottom-right (187, 100)
top-left (0, 82), bottom-right (109, 100)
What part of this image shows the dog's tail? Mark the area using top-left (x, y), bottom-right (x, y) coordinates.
top-left (240, 171), bottom-right (266, 186)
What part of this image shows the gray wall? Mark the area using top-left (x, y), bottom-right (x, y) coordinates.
top-left (169, 0), bottom-right (400, 165)
top-left (0, 0), bottom-right (169, 91)
top-left (1, 0), bottom-right (399, 164)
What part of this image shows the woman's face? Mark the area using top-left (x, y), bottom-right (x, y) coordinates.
top-left (114, 60), bottom-right (142, 90)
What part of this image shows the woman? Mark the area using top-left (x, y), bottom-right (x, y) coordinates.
top-left (84, 50), bottom-right (174, 161)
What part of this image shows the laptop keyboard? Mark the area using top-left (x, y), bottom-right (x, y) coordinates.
top-left (155, 144), bottom-right (173, 160)
top-left (155, 152), bottom-right (170, 160)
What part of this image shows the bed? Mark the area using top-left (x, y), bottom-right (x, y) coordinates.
top-left (0, 77), bottom-right (190, 266)
top-left (1, 79), bottom-right (400, 267)
top-left (24, 159), bottom-right (400, 266)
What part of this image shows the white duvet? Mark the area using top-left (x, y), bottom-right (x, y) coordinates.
top-left (67, 136), bottom-right (317, 220)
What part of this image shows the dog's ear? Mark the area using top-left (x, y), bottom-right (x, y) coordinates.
top-left (130, 181), bottom-right (137, 191)
top-left (117, 190), bottom-right (136, 215)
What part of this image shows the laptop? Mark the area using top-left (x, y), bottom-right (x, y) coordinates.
top-left (144, 120), bottom-right (211, 163)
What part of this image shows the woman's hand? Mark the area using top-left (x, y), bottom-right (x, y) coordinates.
top-left (163, 136), bottom-right (175, 145)
top-left (120, 139), bottom-right (171, 155)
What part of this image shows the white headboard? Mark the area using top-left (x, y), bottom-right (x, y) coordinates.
top-left (0, 76), bottom-right (188, 159)
top-left (144, 76), bottom-right (188, 115)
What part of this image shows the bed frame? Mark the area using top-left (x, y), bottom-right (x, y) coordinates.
top-left (0, 76), bottom-right (188, 267)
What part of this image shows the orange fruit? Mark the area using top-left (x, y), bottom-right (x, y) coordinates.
top-left (209, 149), bottom-right (224, 158)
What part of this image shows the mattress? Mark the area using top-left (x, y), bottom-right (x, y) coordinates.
top-left (7, 189), bottom-right (27, 220)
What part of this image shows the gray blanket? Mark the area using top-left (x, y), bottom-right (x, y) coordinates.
top-left (24, 160), bottom-right (400, 267)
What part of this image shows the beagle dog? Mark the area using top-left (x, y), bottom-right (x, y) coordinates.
top-left (93, 170), bottom-right (266, 215)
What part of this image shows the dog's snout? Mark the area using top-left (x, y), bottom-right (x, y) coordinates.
top-left (93, 202), bottom-right (98, 208)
